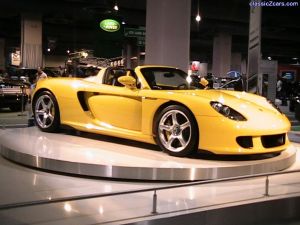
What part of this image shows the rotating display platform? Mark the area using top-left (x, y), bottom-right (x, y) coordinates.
top-left (0, 127), bottom-right (297, 181)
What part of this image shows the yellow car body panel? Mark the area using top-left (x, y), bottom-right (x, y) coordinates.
top-left (32, 65), bottom-right (290, 155)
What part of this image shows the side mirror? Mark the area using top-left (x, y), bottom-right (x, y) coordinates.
top-left (200, 77), bottom-right (209, 87)
top-left (118, 76), bottom-right (137, 89)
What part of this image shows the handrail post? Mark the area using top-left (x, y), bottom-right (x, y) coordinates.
top-left (18, 85), bottom-right (26, 116)
top-left (264, 175), bottom-right (269, 197)
top-left (152, 190), bottom-right (157, 214)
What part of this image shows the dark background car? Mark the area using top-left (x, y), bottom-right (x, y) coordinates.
top-left (0, 77), bottom-right (29, 111)
top-left (7, 67), bottom-right (37, 84)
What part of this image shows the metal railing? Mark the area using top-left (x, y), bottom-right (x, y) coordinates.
top-left (0, 169), bottom-right (299, 213)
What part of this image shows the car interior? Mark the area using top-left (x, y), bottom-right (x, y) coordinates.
top-left (104, 68), bottom-right (141, 88)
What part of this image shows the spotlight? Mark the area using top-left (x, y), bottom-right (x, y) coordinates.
top-left (195, 0), bottom-right (201, 23)
top-left (122, 21), bottom-right (126, 25)
top-left (66, 50), bottom-right (70, 54)
top-left (114, 3), bottom-right (119, 11)
top-left (267, 56), bottom-right (272, 60)
top-left (47, 48), bottom-right (51, 52)
top-left (81, 51), bottom-right (88, 58)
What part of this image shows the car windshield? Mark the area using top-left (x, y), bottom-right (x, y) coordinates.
top-left (140, 67), bottom-right (202, 90)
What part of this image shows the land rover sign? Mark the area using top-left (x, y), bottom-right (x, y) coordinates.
top-left (100, 19), bottom-right (120, 32)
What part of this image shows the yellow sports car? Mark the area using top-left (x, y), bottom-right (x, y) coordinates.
top-left (32, 65), bottom-right (290, 157)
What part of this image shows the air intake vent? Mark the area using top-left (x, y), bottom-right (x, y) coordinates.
top-left (236, 136), bottom-right (253, 148)
top-left (261, 134), bottom-right (285, 148)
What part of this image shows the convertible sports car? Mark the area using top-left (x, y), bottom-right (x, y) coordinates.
top-left (32, 65), bottom-right (290, 157)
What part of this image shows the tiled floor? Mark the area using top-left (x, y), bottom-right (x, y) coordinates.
top-left (0, 108), bottom-right (29, 127)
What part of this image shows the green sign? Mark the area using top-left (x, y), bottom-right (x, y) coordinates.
top-left (137, 37), bottom-right (145, 46)
top-left (100, 19), bottom-right (120, 32)
top-left (124, 27), bottom-right (145, 37)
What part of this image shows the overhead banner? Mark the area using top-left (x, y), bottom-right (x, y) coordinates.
top-left (246, 0), bottom-right (262, 93)
top-left (124, 27), bottom-right (146, 46)
top-left (21, 13), bottom-right (43, 68)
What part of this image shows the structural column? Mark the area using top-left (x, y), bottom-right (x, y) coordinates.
top-left (212, 33), bottom-right (232, 77)
top-left (247, 2), bottom-right (262, 93)
top-left (21, 13), bottom-right (43, 68)
top-left (231, 52), bottom-right (242, 72)
top-left (0, 38), bottom-right (5, 70)
top-left (145, 0), bottom-right (191, 71)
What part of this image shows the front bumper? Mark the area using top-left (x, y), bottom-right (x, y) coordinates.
top-left (196, 114), bottom-right (290, 155)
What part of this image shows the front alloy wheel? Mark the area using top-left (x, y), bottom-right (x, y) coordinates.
top-left (155, 105), bottom-right (198, 157)
top-left (34, 91), bottom-right (60, 132)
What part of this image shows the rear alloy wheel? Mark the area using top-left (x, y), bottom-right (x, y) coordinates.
top-left (155, 105), bottom-right (198, 157)
top-left (34, 91), bottom-right (60, 132)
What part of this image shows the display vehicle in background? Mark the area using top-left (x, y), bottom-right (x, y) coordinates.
top-left (6, 67), bottom-right (37, 84)
top-left (0, 76), bottom-right (29, 111)
top-left (32, 65), bottom-right (290, 157)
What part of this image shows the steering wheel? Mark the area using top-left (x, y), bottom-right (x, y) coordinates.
top-left (177, 83), bottom-right (188, 90)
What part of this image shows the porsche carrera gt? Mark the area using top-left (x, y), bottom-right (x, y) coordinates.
top-left (32, 65), bottom-right (290, 157)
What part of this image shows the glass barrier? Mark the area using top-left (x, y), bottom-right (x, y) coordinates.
top-left (0, 170), bottom-right (299, 224)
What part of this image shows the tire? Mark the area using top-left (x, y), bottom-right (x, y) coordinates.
top-left (33, 91), bottom-right (60, 132)
top-left (154, 105), bottom-right (198, 157)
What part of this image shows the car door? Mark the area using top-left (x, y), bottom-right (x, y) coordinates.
top-left (87, 85), bottom-right (142, 132)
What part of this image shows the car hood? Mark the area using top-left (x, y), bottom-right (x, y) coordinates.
top-left (181, 89), bottom-right (267, 105)
top-left (152, 89), bottom-right (281, 117)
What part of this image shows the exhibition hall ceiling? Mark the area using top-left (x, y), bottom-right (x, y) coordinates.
top-left (0, 0), bottom-right (299, 64)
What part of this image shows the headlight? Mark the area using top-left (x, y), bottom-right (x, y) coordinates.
top-left (210, 101), bottom-right (247, 121)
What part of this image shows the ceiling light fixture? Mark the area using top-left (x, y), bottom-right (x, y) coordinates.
top-left (114, 3), bottom-right (119, 11)
top-left (47, 48), bottom-right (51, 52)
top-left (122, 21), bottom-right (126, 25)
top-left (196, 0), bottom-right (201, 23)
top-left (267, 56), bottom-right (272, 60)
